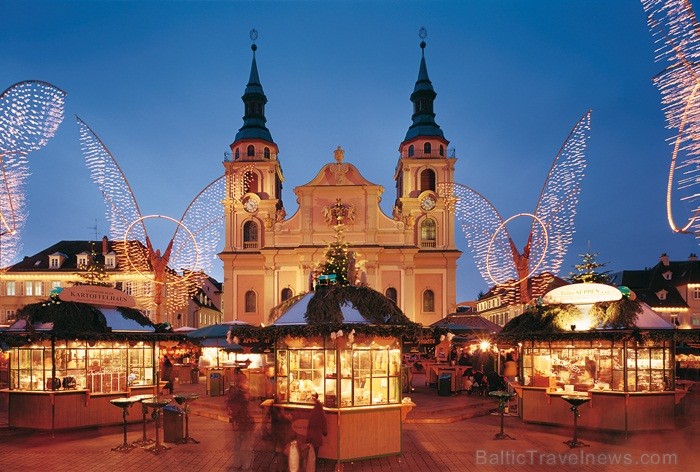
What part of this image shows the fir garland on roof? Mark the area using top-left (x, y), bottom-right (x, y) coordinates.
top-left (305, 285), bottom-right (411, 325)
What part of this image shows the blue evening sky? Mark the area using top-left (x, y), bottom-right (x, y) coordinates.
top-left (2, 0), bottom-right (696, 303)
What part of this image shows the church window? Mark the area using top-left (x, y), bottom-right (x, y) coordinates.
top-left (423, 142), bottom-right (431, 155)
top-left (385, 287), bottom-right (397, 303)
top-left (423, 289), bottom-right (435, 312)
top-left (235, 148), bottom-right (240, 160)
top-left (281, 287), bottom-right (293, 302)
top-left (243, 221), bottom-right (259, 248)
top-left (244, 171), bottom-right (259, 193)
top-left (439, 145), bottom-right (444, 156)
top-left (408, 145), bottom-right (414, 157)
top-left (245, 290), bottom-right (257, 313)
top-left (247, 145), bottom-right (255, 157)
top-left (264, 147), bottom-right (270, 159)
top-left (420, 168), bottom-right (436, 191)
top-left (420, 219), bottom-right (437, 248)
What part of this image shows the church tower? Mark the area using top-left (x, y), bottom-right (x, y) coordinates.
top-left (220, 31), bottom-right (460, 326)
top-left (392, 30), bottom-right (460, 315)
top-left (220, 33), bottom-right (286, 323)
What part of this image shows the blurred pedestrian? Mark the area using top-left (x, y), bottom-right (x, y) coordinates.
top-left (227, 374), bottom-right (255, 470)
top-left (270, 402), bottom-right (294, 472)
top-left (161, 355), bottom-right (174, 393)
top-left (305, 392), bottom-right (327, 471)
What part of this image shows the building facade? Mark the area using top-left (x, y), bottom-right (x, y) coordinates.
top-left (0, 237), bottom-right (216, 327)
top-left (220, 39), bottom-right (461, 326)
top-left (615, 253), bottom-right (700, 329)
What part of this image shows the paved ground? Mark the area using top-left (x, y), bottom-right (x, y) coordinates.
top-left (0, 375), bottom-right (698, 472)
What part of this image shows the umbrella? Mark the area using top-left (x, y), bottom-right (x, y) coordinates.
top-left (198, 337), bottom-right (244, 351)
top-left (186, 321), bottom-right (249, 340)
top-left (174, 326), bottom-right (197, 333)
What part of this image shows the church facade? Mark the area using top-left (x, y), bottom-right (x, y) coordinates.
top-left (220, 39), bottom-right (461, 327)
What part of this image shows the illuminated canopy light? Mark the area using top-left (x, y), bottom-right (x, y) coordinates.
top-left (0, 81), bottom-right (65, 268)
top-left (441, 111), bottom-right (590, 302)
top-left (77, 117), bottom-right (225, 320)
top-left (642, 0), bottom-right (700, 236)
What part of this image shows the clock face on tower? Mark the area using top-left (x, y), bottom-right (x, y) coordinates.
top-left (420, 194), bottom-right (437, 211)
top-left (244, 197), bottom-right (259, 213)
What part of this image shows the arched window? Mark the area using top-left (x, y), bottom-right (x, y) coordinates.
top-left (243, 221), bottom-right (259, 248)
top-left (423, 289), bottom-right (435, 312)
top-left (420, 219), bottom-right (436, 248)
top-left (247, 144), bottom-right (255, 157)
top-left (439, 145), bottom-right (444, 156)
top-left (264, 147), bottom-right (271, 159)
top-left (281, 287), bottom-right (293, 302)
top-left (244, 171), bottom-right (259, 193)
top-left (420, 168), bottom-right (436, 191)
top-left (385, 287), bottom-right (397, 304)
top-left (245, 290), bottom-right (257, 312)
top-left (423, 142), bottom-right (431, 155)
top-left (408, 145), bottom-right (414, 157)
top-left (235, 148), bottom-right (240, 160)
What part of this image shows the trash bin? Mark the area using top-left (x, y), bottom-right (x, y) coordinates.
top-left (163, 405), bottom-right (184, 443)
top-left (438, 373), bottom-right (452, 396)
top-left (208, 371), bottom-right (222, 396)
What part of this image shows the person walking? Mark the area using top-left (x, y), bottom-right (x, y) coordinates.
top-left (161, 355), bottom-right (174, 393)
top-left (227, 374), bottom-right (256, 470)
top-left (305, 392), bottom-right (327, 471)
top-left (270, 402), bottom-right (294, 472)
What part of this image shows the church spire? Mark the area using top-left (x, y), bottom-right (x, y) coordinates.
top-left (234, 29), bottom-right (274, 144)
top-left (403, 28), bottom-right (444, 143)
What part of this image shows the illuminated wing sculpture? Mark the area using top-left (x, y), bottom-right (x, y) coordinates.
top-left (0, 81), bottom-right (66, 268)
top-left (643, 0), bottom-right (700, 235)
top-left (445, 111), bottom-right (590, 302)
top-left (77, 116), bottom-right (225, 321)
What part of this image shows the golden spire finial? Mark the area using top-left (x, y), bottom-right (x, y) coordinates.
top-left (334, 146), bottom-right (344, 163)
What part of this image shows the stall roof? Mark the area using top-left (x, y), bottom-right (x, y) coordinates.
top-left (430, 314), bottom-right (502, 334)
top-left (186, 321), bottom-right (250, 339)
top-left (101, 308), bottom-right (155, 332)
top-left (272, 292), bottom-right (372, 325)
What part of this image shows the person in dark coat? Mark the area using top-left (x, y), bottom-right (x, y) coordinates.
top-left (161, 355), bottom-right (174, 393)
top-left (270, 403), bottom-right (295, 472)
top-left (306, 392), bottom-right (327, 468)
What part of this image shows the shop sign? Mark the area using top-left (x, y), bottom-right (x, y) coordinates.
top-left (542, 283), bottom-right (622, 305)
top-left (59, 285), bottom-right (136, 307)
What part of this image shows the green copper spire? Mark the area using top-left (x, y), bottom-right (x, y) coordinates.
top-left (235, 31), bottom-right (274, 143)
top-left (403, 30), bottom-right (444, 142)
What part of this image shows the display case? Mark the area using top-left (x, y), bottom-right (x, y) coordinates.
top-left (9, 340), bottom-right (156, 393)
top-left (521, 339), bottom-right (673, 392)
top-left (275, 334), bottom-right (402, 407)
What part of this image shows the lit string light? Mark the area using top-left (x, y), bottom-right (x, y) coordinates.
top-left (77, 117), bottom-right (226, 320)
top-left (642, 0), bottom-right (700, 237)
top-left (441, 111), bottom-right (590, 302)
top-left (0, 81), bottom-right (66, 268)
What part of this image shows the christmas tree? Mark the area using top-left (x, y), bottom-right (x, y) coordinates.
top-left (567, 247), bottom-right (611, 284)
top-left (74, 242), bottom-right (111, 286)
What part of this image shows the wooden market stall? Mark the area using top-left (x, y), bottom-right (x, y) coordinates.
top-left (1, 290), bottom-right (182, 431)
top-left (498, 283), bottom-right (694, 433)
top-left (227, 285), bottom-right (421, 463)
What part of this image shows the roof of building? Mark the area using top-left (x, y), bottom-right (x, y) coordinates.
top-left (614, 255), bottom-right (700, 309)
top-left (6, 239), bottom-right (117, 272)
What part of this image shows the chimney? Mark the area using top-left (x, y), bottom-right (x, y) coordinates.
top-left (690, 253), bottom-right (698, 261)
top-left (102, 236), bottom-right (108, 255)
top-left (660, 253), bottom-right (670, 266)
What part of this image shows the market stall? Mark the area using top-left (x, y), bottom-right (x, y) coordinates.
top-left (499, 283), bottom-right (688, 433)
top-left (227, 285), bottom-right (421, 463)
top-left (1, 288), bottom-right (182, 430)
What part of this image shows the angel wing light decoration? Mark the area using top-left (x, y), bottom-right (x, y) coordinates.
top-left (442, 111), bottom-right (591, 303)
top-left (0, 81), bottom-right (66, 269)
top-left (77, 116), bottom-right (225, 322)
top-left (642, 0), bottom-right (700, 236)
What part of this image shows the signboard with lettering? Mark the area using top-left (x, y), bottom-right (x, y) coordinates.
top-left (542, 283), bottom-right (622, 305)
top-left (59, 285), bottom-right (136, 308)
